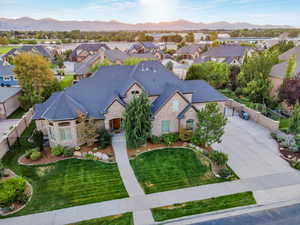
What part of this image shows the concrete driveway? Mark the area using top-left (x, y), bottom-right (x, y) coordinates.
top-left (213, 116), bottom-right (293, 179)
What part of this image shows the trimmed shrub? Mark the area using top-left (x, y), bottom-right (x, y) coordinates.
top-left (32, 130), bottom-right (44, 151)
top-left (25, 148), bottom-right (39, 159)
top-left (51, 146), bottom-right (64, 156)
top-left (0, 177), bottom-right (26, 208)
top-left (97, 129), bottom-right (112, 149)
top-left (151, 135), bottom-right (162, 144)
top-left (290, 160), bottom-right (300, 170)
top-left (162, 133), bottom-right (179, 145)
top-left (179, 129), bottom-right (193, 142)
top-left (63, 148), bottom-right (74, 157)
top-left (30, 151), bottom-right (41, 161)
top-left (209, 151), bottom-right (228, 166)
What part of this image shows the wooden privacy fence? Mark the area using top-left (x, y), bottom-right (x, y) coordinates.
top-left (225, 99), bottom-right (279, 132)
top-left (0, 108), bottom-right (34, 159)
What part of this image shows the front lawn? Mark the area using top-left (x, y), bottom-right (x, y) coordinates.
top-left (60, 74), bottom-right (74, 89)
top-left (1, 123), bottom-right (128, 217)
top-left (69, 213), bottom-right (133, 225)
top-left (130, 148), bottom-right (237, 194)
top-left (0, 46), bottom-right (17, 54)
top-left (151, 192), bottom-right (256, 222)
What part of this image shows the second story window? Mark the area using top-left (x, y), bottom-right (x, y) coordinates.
top-left (131, 90), bottom-right (140, 95)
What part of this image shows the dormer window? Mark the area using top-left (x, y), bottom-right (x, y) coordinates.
top-left (131, 90), bottom-right (140, 95)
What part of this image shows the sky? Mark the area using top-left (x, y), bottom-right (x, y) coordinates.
top-left (1, 0), bottom-right (299, 27)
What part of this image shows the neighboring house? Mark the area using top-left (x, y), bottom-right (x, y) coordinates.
top-left (69, 43), bottom-right (110, 62)
top-left (3, 45), bottom-right (53, 61)
top-left (127, 42), bottom-right (163, 60)
top-left (194, 45), bottom-right (252, 65)
top-left (33, 61), bottom-right (226, 147)
top-left (270, 45), bottom-right (300, 96)
top-left (101, 49), bottom-right (129, 64)
top-left (0, 87), bottom-right (21, 119)
top-left (0, 60), bottom-right (18, 87)
top-left (129, 52), bottom-right (159, 60)
top-left (162, 59), bottom-right (189, 80)
top-left (176, 44), bottom-right (206, 60)
top-left (73, 53), bottom-right (102, 81)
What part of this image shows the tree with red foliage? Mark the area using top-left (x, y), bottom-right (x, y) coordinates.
top-left (279, 77), bottom-right (300, 105)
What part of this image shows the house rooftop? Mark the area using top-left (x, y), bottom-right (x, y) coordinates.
top-left (34, 61), bottom-right (226, 121)
top-left (3, 45), bottom-right (52, 59)
top-left (176, 44), bottom-right (206, 55)
top-left (201, 45), bottom-right (250, 58)
top-left (0, 61), bottom-right (14, 76)
top-left (0, 87), bottom-right (21, 103)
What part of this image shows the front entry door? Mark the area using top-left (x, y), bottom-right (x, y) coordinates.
top-left (113, 118), bottom-right (121, 130)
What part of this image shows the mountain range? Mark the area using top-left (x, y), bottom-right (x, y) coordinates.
top-left (0, 17), bottom-right (294, 31)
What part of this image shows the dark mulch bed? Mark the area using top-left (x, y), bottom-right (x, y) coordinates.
top-left (280, 148), bottom-right (300, 161)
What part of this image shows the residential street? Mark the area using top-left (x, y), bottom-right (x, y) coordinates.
top-left (191, 203), bottom-right (300, 225)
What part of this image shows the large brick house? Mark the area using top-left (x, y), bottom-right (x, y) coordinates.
top-left (33, 61), bottom-right (226, 147)
top-left (69, 43), bottom-right (110, 62)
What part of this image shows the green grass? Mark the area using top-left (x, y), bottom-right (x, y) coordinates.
top-left (1, 123), bottom-right (128, 217)
top-left (151, 192), bottom-right (256, 222)
top-left (279, 118), bottom-right (290, 132)
top-left (60, 74), bottom-right (74, 89)
top-left (69, 213), bottom-right (133, 225)
top-left (7, 108), bottom-right (26, 119)
top-left (130, 148), bottom-right (237, 194)
top-left (0, 46), bottom-right (17, 54)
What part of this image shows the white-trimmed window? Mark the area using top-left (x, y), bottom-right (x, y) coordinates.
top-left (172, 100), bottom-right (179, 112)
top-left (59, 127), bottom-right (72, 141)
top-left (48, 126), bottom-right (56, 140)
top-left (186, 119), bottom-right (194, 130)
top-left (161, 120), bottom-right (170, 133)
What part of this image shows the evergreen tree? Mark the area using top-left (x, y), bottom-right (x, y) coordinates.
top-left (122, 92), bottom-right (152, 149)
top-left (285, 54), bottom-right (296, 79)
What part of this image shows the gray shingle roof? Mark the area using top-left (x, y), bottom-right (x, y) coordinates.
top-left (270, 59), bottom-right (300, 79)
top-left (70, 43), bottom-right (110, 58)
top-left (74, 53), bottom-right (101, 75)
top-left (0, 87), bottom-right (21, 102)
top-left (201, 45), bottom-right (250, 58)
top-left (4, 45), bottom-right (52, 59)
top-left (279, 45), bottom-right (300, 61)
top-left (176, 44), bottom-right (206, 55)
top-left (0, 61), bottom-right (14, 76)
top-left (34, 61), bottom-right (226, 121)
top-left (105, 49), bottom-right (129, 63)
top-left (129, 53), bottom-right (158, 59)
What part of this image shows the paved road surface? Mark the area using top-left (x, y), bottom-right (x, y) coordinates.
top-left (192, 203), bottom-right (300, 225)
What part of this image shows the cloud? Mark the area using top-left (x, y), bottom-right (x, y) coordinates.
top-left (138, 0), bottom-right (180, 22)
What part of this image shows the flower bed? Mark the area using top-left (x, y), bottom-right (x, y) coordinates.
top-left (19, 145), bottom-right (115, 166)
top-left (0, 169), bottom-right (32, 216)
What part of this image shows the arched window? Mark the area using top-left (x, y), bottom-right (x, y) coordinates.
top-left (186, 119), bottom-right (194, 130)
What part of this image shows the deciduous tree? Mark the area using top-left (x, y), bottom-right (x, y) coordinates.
top-left (191, 103), bottom-right (227, 147)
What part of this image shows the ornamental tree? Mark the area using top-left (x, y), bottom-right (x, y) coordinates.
top-left (122, 92), bottom-right (152, 149)
top-left (278, 77), bottom-right (300, 105)
top-left (191, 103), bottom-right (227, 147)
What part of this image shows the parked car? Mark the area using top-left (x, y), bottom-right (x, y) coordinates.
top-left (239, 110), bottom-right (250, 120)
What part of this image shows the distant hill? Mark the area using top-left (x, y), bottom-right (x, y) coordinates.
top-left (0, 17), bottom-right (294, 31)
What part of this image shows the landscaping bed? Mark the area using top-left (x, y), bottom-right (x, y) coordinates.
top-left (151, 192), bottom-right (256, 222)
top-left (19, 144), bottom-right (115, 166)
top-left (130, 148), bottom-right (238, 194)
top-left (69, 212), bottom-right (133, 225)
